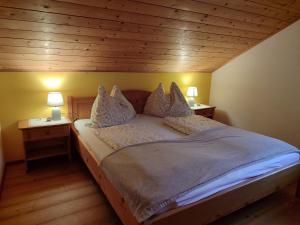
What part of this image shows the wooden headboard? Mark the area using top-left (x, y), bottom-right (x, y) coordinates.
top-left (68, 90), bottom-right (151, 121)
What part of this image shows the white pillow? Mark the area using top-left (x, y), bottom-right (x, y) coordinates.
top-left (164, 115), bottom-right (224, 135)
top-left (110, 85), bottom-right (136, 120)
top-left (143, 83), bottom-right (170, 117)
top-left (91, 86), bottom-right (136, 127)
top-left (168, 82), bottom-right (193, 117)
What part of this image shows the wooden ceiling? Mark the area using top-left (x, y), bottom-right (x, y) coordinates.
top-left (0, 0), bottom-right (299, 72)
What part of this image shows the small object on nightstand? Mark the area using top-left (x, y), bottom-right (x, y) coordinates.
top-left (191, 104), bottom-right (216, 119)
top-left (18, 117), bottom-right (72, 171)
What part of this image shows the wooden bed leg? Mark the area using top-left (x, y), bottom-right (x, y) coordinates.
top-left (296, 180), bottom-right (300, 198)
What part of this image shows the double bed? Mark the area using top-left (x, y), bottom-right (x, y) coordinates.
top-left (69, 90), bottom-right (300, 225)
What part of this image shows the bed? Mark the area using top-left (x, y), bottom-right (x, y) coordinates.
top-left (68, 90), bottom-right (300, 225)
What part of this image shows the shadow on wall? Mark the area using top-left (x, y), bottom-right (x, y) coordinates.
top-left (2, 121), bottom-right (24, 162)
top-left (214, 109), bottom-right (231, 125)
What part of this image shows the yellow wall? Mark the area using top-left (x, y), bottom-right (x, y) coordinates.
top-left (0, 72), bottom-right (211, 161)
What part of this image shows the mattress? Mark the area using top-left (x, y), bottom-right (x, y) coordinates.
top-left (74, 115), bottom-right (299, 208)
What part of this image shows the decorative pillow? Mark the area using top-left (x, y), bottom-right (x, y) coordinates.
top-left (164, 115), bottom-right (225, 135)
top-left (110, 85), bottom-right (136, 120)
top-left (143, 83), bottom-right (170, 117)
top-left (91, 86), bottom-right (136, 128)
top-left (168, 82), bottom-right (193, 117)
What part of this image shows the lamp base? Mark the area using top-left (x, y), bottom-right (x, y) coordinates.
top-left (51, 107), bottom-right (61, 121)
top-left (187, 97), bottom-right (195, 107)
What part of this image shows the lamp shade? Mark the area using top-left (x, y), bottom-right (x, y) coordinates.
top-left (47, 92), bottom-right (64, 107)
top-left (186, 87), bottom-right (198, 97)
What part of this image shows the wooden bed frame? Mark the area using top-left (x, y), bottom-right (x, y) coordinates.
top-left (68, 90), bottom-right (300, 225)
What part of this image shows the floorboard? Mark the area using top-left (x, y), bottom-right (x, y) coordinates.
top-left (0, 160), bottom-right (299, 225)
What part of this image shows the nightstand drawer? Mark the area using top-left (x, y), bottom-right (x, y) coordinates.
top-left (23, 125), bottom-right (69, 141)
top-left (193, 107), bottom-right (215, 119)
top-left (196, 108), bottom-right (213, 116)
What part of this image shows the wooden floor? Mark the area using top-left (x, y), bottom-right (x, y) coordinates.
top-left (0, 159), bottom-right (300, 225)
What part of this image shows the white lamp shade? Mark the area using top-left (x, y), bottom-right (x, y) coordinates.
top-left (186, 87), bottom-right (198, 97)
top-left (47, 92), bottom-right (64, 107)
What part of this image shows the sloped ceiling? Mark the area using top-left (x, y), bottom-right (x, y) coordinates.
top-left (0, 0), bottom-right (299, 72)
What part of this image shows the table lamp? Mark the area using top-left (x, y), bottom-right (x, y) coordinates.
top-left (186, 87), bottom-right (198, 107)
top-left (47, 92), bottom-right (64, 121)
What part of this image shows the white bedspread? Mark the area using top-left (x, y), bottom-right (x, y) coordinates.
top-left (74, 115), bottom-right (299, 212)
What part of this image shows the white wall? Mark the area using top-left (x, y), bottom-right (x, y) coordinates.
top-left (0, 124), bottom-right (4, 187)
top-left (210, 20), bottom-right (300, 148)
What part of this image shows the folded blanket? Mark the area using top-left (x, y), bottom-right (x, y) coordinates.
top-left (93, 124), bottom-right (169, 150)
top-left (101, 126), bottom-right (299, 222)
top-left (164, 115), bottom-right (225, 135)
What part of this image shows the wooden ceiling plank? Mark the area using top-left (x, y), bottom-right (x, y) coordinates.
top-left (0, 46), bottom-right (231, 63)
top-left (3, 60), bottom-right (218, 68)
top-left (196, 0), bottom-right (300, 22)
top-left (0, 52), bottom-right (229, 64)
top-left (0, 38), bottom-right (238, 57)
top-left (0, 37), bottom-right (243, 59)
top-left (18, 61), bottom-right (221, 70)
top-left (0, 7), bottom-right (261, 45)
top-left (0, 64), bottom-right (199, 71)
top-left (0, 0), bottom-right (268, 39)
top-left (250, 0), bottom-right (300, 13)
top-left (0, 44), bottom-right (236, 59)
top-left (57, 0), bottom-right (276, 33)
top-left (0, 28), bottom-right (245, 54)
top-left (1, 57), bottom-right (220, 66)
top-left (0, 19), bottom-right (252, 50)
top-left (133, 0), bottom-right (289, 28)
top-left (0, 59), bottom-right (214, 66)
top-left (0, 65), bottom-right (216, 73)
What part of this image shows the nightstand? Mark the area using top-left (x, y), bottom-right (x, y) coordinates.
top-left (191, 104), bottom-right (216, 119)
top-left (18, 118), bottom-right (72, 170)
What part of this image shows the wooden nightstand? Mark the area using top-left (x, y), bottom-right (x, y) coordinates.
top-left (18, 118), bottom-right (72, 170)
top-left (191, 104), bottom-right (216, 119)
